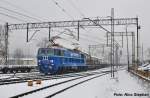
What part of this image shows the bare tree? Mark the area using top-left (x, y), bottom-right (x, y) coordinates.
top-left (0, 25), bottom-right (6, 65)
top-left (13, 48), bottom-right (24, 65)
top-left (13, 48), bottom-right (24, 58)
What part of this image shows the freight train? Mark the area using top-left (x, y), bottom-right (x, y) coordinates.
top-left (37, 46), bottom-right (106, 74)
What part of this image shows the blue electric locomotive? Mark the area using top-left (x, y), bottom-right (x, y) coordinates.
top-left (37, 47), bottom-right (87, 74)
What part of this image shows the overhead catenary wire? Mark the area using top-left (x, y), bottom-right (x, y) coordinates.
top-left (50, 0), bottom-right (107, 44)
top-left (63, 0), bottom-right (102, 42)
top-left (0, 6), bottom-right (42, 21)
top-left (0, 0), bottom-right (53, 43)
top-left (65, 0), bottom-right (85, 17)
top-left (63, 1), bottom-right (107, 43)
top-left (63, 0), bottom-right (110, 44)
top-left (0, 0), bottom-right (103, 45)
top-left (52, 29), bottom-right (106, 44)
top-left (0, 0), bottom-right (46, 21)
top-left (63, 28), bottom-right (106, 42)
top-left (0, 0), bottom-right (109, 49)
top-left (50, 30), bottom-right (105, 48)
top-left (61, 31), bottom-right (106, 45)
top-left (51, 0), bottom-right (74, 20)
top-left (64, 0), bottom-right (108, 43)
top-left (0, 12), bottom-right (27, 22)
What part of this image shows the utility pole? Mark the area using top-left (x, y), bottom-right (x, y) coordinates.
top-left (4, 23), bottom-right (8, 66)
top-left (132, 32), bottom-right (135, 66)
top-left (111, 8), bottom-right (115, 77)
top-left (136, 17), bottom-right (139, 67)
top-left (107, 31), bottom-right (135, 67)
top-left (126, 25), bottom-right (130, 71)
top-left (49, 23), bottom-right (51, 41)
top-left (77, 21), bottom-right (80, 41)
top-left (142, 43), bottom-right (144, 63)
top-left (115, 44), bottom-right (119, 68)
top-left (26, 23), bottom-right (29, 42)
top-left (88, 45), bottom-right (91, 62)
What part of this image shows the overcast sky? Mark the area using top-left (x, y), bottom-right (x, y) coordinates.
top-left (0, 0), bottom-right (150, 59)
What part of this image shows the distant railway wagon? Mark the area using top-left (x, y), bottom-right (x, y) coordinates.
top-left (0, 58), bottom-right (37, 73)
top-left (0, 65), bottom-right (36, 73)
top-left (85, 54), bottom-right (102, 65)
top-left (37, 46), bottom-right (106, 74)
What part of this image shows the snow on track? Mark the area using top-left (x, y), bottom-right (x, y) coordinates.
top-left (21, 73), bottom-right (107, 98)
top-left (0, 77), bottom-right (78, 98)
top-left (1, 67), bottom-right (146, 98)
top-left (0, 68), bottom-right (111, 98)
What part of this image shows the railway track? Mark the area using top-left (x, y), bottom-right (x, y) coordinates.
top-left (46, 73), bottom-right (109, 98)
top-left (0, 75), bottom-right (15, 80)
top-left (0, 69), bottom-right (107, 85)
top-left (0, 72), bottom-right (42, 85)
top-left (10, 70), bottom-right (110, 98)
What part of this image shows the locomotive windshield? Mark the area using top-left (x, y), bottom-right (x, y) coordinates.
top-left (38, 48), bottom-right (54, 55)
top-left (38, 49), bottom-right (46, 55)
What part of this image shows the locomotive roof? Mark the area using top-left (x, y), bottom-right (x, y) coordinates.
top-left (39, 47), bottom-right (66, 50)
top-left (39, 47), bottom-right (84, 54)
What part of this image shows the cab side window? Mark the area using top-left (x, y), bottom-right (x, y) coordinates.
top-left (54, 49), bottom-right (58, 56)
top-left (81, 54), bottom-right (85, 58)
top-left (54, 49), bottom-right (64, 56)
top-left (47, 49), bottom-right (54, 55)
top-left (61, 50), bottom-right (64, 56)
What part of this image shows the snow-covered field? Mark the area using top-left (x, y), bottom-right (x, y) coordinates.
top-left (0, 68), bottom-right (149, 98)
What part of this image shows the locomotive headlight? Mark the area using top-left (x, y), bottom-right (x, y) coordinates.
top-left (38, 60), bottom-right (41, 63)
top-left (50, 60), bottom-right (53, 63)
top-left (51, 64), bottom-right (54, 66)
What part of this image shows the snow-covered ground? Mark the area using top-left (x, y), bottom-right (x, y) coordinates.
top-left (0, 68), bottom-right (109, 98)
top-left (54, 70), bottom-right (150, 98)
top-left (0, 77), bottom-right (79, 98)
top-left (0, 68), bottom-right (149, 98)
top-left (21, 73), bottom-right (104, 98)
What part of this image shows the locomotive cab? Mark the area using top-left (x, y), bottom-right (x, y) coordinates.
top-left (38, 48), bottom-right (54, 74)
top-left (37, 48), bottom-right (64, 74)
